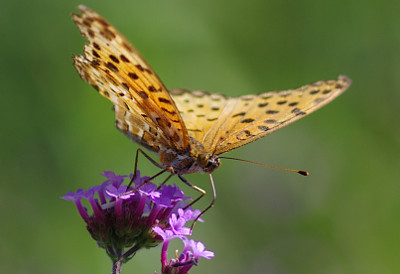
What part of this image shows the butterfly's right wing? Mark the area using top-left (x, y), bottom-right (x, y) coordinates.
top-left (73, 5), bottom-right (189, 152)
top-left (170, 89), bottom-right (231, 143)
top-left (171, 76), bottom-right (351, 155)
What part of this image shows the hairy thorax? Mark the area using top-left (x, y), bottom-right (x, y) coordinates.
top-left (160, 138), bottom-right (220, 175)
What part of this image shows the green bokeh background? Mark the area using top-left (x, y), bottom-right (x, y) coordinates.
top-left (2, 0), bottom-right (399, 273)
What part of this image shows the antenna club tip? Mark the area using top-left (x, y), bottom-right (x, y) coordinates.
top-left (298, 170), bottom-right (309, 176)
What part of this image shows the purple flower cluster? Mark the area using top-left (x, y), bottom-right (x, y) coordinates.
top-left (62, 171), bottom-right (213, 273)
top-left (153, 208), bottom-right (214, 274)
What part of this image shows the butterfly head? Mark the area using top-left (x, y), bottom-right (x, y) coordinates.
top-left (197, 153), bottom-right (220, 173)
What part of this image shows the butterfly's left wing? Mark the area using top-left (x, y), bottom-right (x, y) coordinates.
top-left (73, 5), bottom-right (189, 152)
top-left (171, 76), bottom-right (351, 155)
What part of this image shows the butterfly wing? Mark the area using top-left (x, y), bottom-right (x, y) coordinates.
top-left (73, 5), bottom-right (189, 152)
top-left (171, 76), bottom-right (351, 155)
top-left (170, 89), bottom-right (231, 143)
top-left (114, 101), bottom-right (170, 154)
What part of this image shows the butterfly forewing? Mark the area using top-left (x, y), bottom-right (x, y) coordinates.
top-left (73, 5), bottom-right (189, 152)
top-left (171, 76), bottom-right (351, 155)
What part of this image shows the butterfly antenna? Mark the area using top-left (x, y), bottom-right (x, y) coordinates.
top-left (219, 156), bottom-right (309, 176)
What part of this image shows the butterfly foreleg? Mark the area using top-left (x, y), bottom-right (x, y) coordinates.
top-left (128, 148), bottom-right (164, 188)
top-left (119, 149), bottom-right (172, 199)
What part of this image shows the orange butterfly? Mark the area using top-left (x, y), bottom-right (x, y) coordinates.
top-left (73, 5), bottom-right (351, 210)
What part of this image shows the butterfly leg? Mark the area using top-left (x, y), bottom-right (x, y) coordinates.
top-left (133, 168), bottom-right (169, 189)
top-left (178, 173), bottom-right (217, 230)
top-left (120, 148), bottom-right (172, 199)
top-left (157, 173), bottom-right (174, 190)
top-left (128, 148), bottom-right (164, 188)
top-left (178, 174), bottom-right (206, 206)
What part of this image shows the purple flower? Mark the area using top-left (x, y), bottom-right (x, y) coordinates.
top-left (138, 182), bottom-right (161, 201)
top-left (61, 189), bottom-right (89, 221)
top-left (153, 208), bottom-right (214, 274)
top-left (62, 170), bottom-right (213, 274)
top-left (101, 171), bottom-right (127, 187)
top-left (182, 238), bottom-right (215, 260)
top-left (61, 171), bottom-right (192, 263)
top-left (178, 207), bottom-right (202, 223)
top-left (169, 209), bottom-right (191, 236)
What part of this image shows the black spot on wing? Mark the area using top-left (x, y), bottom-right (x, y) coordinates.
top-left (161, 107), bottom-right (177, 115)
top-left (93, 42), bottom-right (100, 50)
top-left (106, 62), bottom-right (119, 73)
top-left (122, 83), bottom-right (129, 90)
top-left (258, 125), bottom-right (270, 131)
top-left (92, 50), bottom-right (100, 58)
top-left (232, 112), bottom-right (246, 118)
top-left (91, 60), bottom-right (100, 67)
top-left (135, 64), bottom-right (145, 72)
top-left (158, 97), bottom-right (172, 104)
top-left (88, 29), bottom-right (95, 38)
top-left (120, 55), bottom-right (129, 62)
top-left (138, 91), bottom-right (148, 99)
top-left (241, 118), bottom-right (254, 123)
top-left (109, 55), bottom-right (119, 63)
top-left (128, 72), bottom-right (138, 79)
top-left (291, 108), bottom-right (302, 114)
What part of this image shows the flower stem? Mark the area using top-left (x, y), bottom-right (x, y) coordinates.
top-left (111, 260), bottom-right (122, 274)
top-left (122, 243), bottom-right (142, 261)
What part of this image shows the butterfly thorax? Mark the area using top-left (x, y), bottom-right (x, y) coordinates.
top-left (160, 138), bottom-right (220, 175)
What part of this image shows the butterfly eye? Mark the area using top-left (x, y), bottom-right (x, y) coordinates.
top-left (202, 157), bottom-right (220, 173)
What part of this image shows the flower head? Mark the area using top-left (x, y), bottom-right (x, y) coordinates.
top-left (153, 208), bottom-right (214, 274)
top-left (62, 170), bottom-right (214, 273)
top-left (61, 171), bottom-right (190, 263)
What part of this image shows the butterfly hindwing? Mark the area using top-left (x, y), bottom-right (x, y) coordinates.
top-left (170, 89), bottom-right (231, 143)
top-left (114, 101), bottom-right (170, 154)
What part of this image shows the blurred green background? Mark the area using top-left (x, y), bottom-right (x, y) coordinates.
top-left (2, 0), bottom-right (399, 273)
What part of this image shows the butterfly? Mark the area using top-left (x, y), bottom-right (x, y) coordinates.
top-left (72, 5), bottom-right (351, 195)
